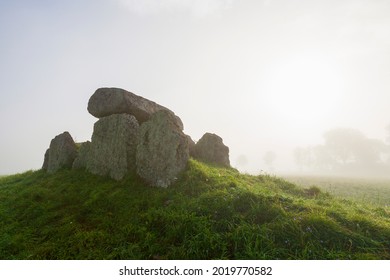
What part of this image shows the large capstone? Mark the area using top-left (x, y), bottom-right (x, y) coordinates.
top-left (87, 87), bottom-right (183, 130)
top-left (43, 131), bottom-right (78, 173)
top-left (136, 110), bottom-right (189, 187)
top-left (86, 114), bottom-right (139, 180)
top-left (193, 133), bottom-right (230, 167)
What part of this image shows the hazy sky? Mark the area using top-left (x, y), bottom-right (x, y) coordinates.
top-left (1, 0), bottom-right (390, 175)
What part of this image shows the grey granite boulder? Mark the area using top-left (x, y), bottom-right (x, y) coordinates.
top-left (72, 141), bottom-right (91, 170)
top-left (193, 133), bottom-right (230, 167)
top-left (87, 87), bottom-right (183, 130)
top-left (43, 131), bottom-right (78, 173)
top-left (86, 114), bottom-right (139, 180)
top-left (136, 110), bottom-right (189, 187)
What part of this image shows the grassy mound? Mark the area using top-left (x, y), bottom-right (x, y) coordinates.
top-left (0, 160), bottom-right (389, 259)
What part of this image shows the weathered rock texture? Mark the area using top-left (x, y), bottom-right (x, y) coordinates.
top-left (87, 87), bottom-right (183, 130)
top-left (193, 133), bottom-right (230, 167)
top-left (72, 141), bottom-right (91, 170)
top-left (136, 110), bottom-right (189, 187)
top-left (43, 131), bottom-right (78, 173)
top-left (42, 87), bottom-right (231, 187)
top-left (86, 114), bottom-right (139, 180)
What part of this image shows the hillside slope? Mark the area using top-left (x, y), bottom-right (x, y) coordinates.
top-left (0, 160), bottom-right (389, 259)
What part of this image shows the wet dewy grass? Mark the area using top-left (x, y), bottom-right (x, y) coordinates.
top-left (285, 175), bottom-right (390, 207)
top-left (0, 160), bottom-right (389, 259)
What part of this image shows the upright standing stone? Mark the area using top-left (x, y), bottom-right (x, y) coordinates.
top-left (193, 133), bottom-right (230, 167)
top-left (44, 131), bottom-right (78, 173)
top-left (72, 141), bottom-right (91, 170)
top-left (136, 110), bottom-right (189, 187)
top-left (86, 114), bottom-right (139, 180)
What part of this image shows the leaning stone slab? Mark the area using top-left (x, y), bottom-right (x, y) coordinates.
top-left (86, 114), bottom-right (139, 180)
top-left (87, 87), bottom-right (183, 130)
top-left (44, 131), bottom-right (78, 173)
top-left (136, 110), bottom-right (189, 187)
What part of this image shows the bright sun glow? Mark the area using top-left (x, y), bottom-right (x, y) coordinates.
top-left (263, 54), bottom-right (344, 126)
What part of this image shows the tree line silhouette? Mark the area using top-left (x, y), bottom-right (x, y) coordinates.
top-left (294, 126), bottom-right (390, 177)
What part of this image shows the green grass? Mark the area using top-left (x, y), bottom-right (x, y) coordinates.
top-left (0, 160), bottom-right (389, 260)
top-left (284, 175), bottom-right (390, 207)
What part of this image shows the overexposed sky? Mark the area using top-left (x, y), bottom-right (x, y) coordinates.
top-left (1, 0), bottom-right (390, 175)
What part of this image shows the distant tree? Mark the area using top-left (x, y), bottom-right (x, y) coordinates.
top-left (322, 128), bottom-right (367, 165)
top-left (295, 128), bottom-right (389, 176)
top-left (310, 145), bottom-right (336, 171)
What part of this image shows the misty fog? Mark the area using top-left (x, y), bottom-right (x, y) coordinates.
top-left (1, 0), bottom-right (390, 179)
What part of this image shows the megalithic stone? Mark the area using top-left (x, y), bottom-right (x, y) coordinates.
top-left (86, 114), bottom-right (139, 181)
top-left (44, 131), bottom-right (78, 173)
top-left (192, 133), bottom-right (230, 167)
top-left (136, 110), bottom-right (189, 187)
top-left (87, 87), bottom-right (184, 130)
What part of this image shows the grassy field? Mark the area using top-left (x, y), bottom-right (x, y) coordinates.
top-left (284, 176), bottom-right (390, 208)
top-left (0, 160), bottom-right (389, 260)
